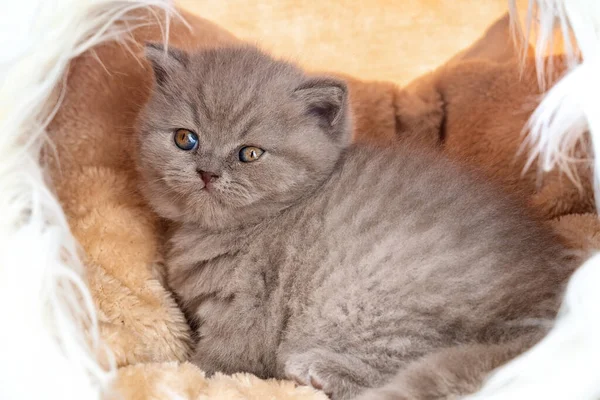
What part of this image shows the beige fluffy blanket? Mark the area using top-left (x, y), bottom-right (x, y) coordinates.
top-left (45, 6), bottom-right (599, 399)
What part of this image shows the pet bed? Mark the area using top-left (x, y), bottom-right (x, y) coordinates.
top-left (2, 1), bottom-right (599, 399)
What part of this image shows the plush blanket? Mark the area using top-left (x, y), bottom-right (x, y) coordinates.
top-left (46, 6), bottom-right (600, 400)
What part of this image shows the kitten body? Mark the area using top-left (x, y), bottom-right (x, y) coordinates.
top-left (136, 45), bottom-right (580, 399)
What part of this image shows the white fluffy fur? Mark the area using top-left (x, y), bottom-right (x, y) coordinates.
top-left (467, 1), bottom-right (600, 399)
top-left (0, 1), bottom-right (173, 399)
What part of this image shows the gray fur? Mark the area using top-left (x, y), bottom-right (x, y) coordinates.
top-left (135, 45), bottom-right (582, 400)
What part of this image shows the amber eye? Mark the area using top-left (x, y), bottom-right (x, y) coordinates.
top-left (174, 129), bottom-right (198, 151)
top-left (238, 146), bottom-right (265, 163)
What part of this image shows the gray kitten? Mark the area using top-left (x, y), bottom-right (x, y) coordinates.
top-left (135, 44), bottom-right (581, 400)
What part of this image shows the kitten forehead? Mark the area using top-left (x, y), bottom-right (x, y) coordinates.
top-left (144, 45), bottom-right (349, 141)
top-left (159, 46), bottom-right (316, 147)
top-left (191, 46), bottom-right (304, 88)
top-left (186, 46), bottom-right (306, 113)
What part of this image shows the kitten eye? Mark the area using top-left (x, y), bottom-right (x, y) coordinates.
top-left (239, 146), bottom-right (265, 163)
top-left (174, 129), bottom-right (198, 151)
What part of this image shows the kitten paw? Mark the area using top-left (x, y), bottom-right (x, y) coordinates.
top-left (283, 349), bottom-right (370, 400)
top-left (285, 357), bottom-right (327, 393)
top-left (285, 357), bottom-right (325, 392)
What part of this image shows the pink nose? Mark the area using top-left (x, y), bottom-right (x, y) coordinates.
top-left (198, 169), bottom-right (219, 186)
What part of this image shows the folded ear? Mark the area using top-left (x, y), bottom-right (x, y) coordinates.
top-left (294, 77), bottom-right (348, 128)
top-left (144, 42), bottom-right (189, 86)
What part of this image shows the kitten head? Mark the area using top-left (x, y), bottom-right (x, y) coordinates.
top-left (135, 44), bottom-right (352, 229)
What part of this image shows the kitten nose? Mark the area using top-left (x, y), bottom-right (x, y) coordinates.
top-left (197, 169), bottom-right (220, 185)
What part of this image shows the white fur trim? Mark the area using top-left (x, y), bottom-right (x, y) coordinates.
top-left (0, 1), bottom-right (174, 399)
top-left (468, 1), bottom-right (600, 399)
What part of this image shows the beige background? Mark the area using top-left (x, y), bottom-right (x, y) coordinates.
top-left (178, 0), bottom-right (530, 85)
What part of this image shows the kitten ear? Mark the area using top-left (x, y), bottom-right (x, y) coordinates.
top-left (294, 77), bottom-right (348, 128)
top-left (144, 42), bottom-right (189, 86)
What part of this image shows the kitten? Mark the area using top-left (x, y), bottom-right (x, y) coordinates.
top-left (135, 44), bottom-right (582, 400)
